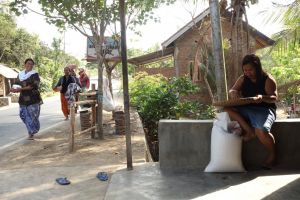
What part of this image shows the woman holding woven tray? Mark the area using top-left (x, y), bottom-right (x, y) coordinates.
top-left (224, 54), bottom-right (277, 169)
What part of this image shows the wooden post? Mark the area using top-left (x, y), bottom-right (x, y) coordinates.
top-left (69, 105), bottom-right (75, 152)
top-left (120, 0), bottom-right (133, 170)
top-left (91, 84), bottom-right (96, 138)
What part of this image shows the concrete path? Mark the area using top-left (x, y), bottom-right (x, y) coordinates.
top-left (105, 163), bottom-right (300, 200)
top-left (1, 166), bottom-right (110, 200)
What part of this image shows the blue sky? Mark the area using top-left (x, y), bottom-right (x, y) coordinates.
top-left (16, 0), bottom-right (286, 60)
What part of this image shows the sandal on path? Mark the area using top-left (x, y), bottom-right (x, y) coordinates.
top-left (96, 172), bottom-right (108, 181)
top-left (56, 177), bottom-right (71, 185)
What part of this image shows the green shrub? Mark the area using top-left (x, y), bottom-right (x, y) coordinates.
top-left (129, 72), bottom-right (215, 160)
top-left (39, 77), bottom-right (52, 94)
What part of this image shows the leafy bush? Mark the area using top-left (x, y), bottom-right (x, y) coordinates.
top-left (129, 72), bottom-right (168, 107)
top-left (129, 72), bottom-right (215, 161)
top-left (39, 77), bottom-right (52, 94)
top-left (175, 101), bottom-right (216, 120)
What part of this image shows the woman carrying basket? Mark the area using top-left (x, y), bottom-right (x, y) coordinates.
top-left (224, 54), bottom-right (278, 169)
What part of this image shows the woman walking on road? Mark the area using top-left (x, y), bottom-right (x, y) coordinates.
top-left (53, 66), bottom-right (77, 120)
top-left (10, 58), bottom-right (43, 140)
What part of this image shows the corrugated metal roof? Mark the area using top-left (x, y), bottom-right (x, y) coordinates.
top-left (0, 64), bottom-right (18, 79)
top-left (128, 47), bottom-right (175, 66)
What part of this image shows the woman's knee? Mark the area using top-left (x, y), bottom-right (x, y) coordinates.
top-left (255, 129), bottom-right (275, 141)
top-left (224, 107), bottom-right (234, 113)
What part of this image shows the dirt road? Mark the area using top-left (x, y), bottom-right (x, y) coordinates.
top-left (0, 111), bottom-right (146, 200)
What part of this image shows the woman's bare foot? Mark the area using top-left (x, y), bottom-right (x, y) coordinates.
top-left (262, 154), bottom-right (275, 170)
top-left (27, 134), bottom-right (34, 140)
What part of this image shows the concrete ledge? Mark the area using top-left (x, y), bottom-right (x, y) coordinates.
top-left (244, 119), bottom-right (300, 169)
top-left (159, 119), bottom-right (300, 170)
top-left (159, 120), bottom-right (213, 170)
top-left (0, 97), bottom-right (11, 107)
top-left (7, 94), bottom-right (19, 103)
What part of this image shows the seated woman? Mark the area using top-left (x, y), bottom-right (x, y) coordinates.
top-left (224, 54), bottom-right (278, 169)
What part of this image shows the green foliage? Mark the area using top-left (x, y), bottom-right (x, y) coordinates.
top-left (168, 75), bottom-right (200, 96)
top-left (129, 72), bottom-right (168, 107)
top-left (0, 12), bottom-right (40, 67)
top-left (258, 0), bottom-right (300, 102)
top-left (0, 13), bottom-right (16, 60)
top-left (39, 77), bottom-right (52, 94)
top-left (175, 101), bottom-right (216, 120)
top-left (10, 28), bottom-right (40, 67)
top-left (263, 0), bottom-right (299, 49)
top-left (129, 72), bottom-right (215, 145)
top-left (258, 43), bottom-right (300, 102)
top-left (0, 11), bottom-right (79, 95)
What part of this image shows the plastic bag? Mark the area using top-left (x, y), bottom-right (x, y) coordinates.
top-left (214, 112), bottom-right (242, 136)
top-left (102, 77), bottom-right (115, 111)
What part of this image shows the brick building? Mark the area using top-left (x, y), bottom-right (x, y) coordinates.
top-left (129, 8), bottom-right (274, 103)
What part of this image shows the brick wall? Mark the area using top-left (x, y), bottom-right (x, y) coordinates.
top-left (135, 67), bottom-right (176, 78)
top-left (135, 18), bottom-right (259, 105)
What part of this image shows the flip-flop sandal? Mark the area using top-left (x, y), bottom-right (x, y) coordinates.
top-left (96, 172), bottom-right (108, 181)
top-left (56, 177), bottom-right (71, 185)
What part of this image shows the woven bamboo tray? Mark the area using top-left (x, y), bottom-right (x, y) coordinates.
top-left (212, 97), bottom-right (256, 107)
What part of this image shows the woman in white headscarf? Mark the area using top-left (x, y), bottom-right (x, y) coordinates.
top-left (10, 58), bottom-right (43, 140)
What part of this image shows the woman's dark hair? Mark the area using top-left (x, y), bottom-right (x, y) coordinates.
top-left (242, 54), bottom-right (266, 79)
top-left (24, 58), bottom-right (35, 65)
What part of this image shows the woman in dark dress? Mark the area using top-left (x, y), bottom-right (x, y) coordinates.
top-left (53, 66), bottom-right (77, 120)
top-left (10, 58), bottom-right (43, 140)
top-left (224, 54), bottom-right (278, 169)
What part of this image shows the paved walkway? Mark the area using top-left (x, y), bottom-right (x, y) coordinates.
top-left (105, 163), bottom-right (300, 200)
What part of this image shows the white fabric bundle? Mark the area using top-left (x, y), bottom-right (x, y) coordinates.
top-left (204, 112), bottom-right (246, 172)
top-left (102, 76), bottom-right (115, 111)
top-left (18, 70), bottom-right (37, 81)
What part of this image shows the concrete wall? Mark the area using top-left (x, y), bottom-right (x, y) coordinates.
top-left (159, 119), bottom-right (300, 170)
top-left (0, 97), bottom-right (11, 107)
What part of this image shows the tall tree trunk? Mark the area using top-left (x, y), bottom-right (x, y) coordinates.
top-left (91, 24), bottom-right (105, 140)
top-left (230, 1), bottom-right (242, 89)
top-left (104, 60), bottom-right (119, 99)
top-left (209, 0), bottom-right (228, 101)
top-left (229, 0), bottom-right (250, 88)
top-left (95, 42), bottom-right (104, 139)
top-left (120, 0), bottom-right (133, 170)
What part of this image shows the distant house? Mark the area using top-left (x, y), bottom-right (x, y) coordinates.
top-left (128, 8), bottom-right (274, 103)
top-left (0, 64), bottom-right (18, 97)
